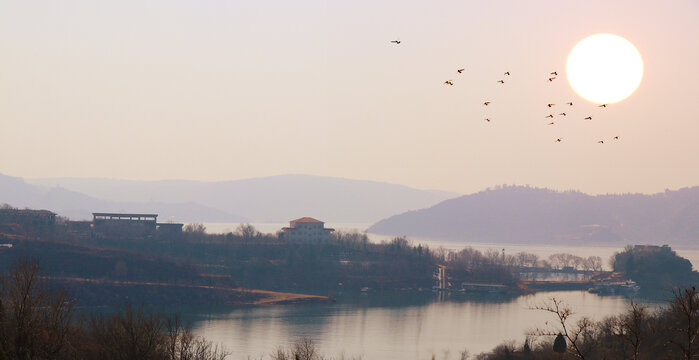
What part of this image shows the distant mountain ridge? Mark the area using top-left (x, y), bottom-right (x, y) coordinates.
top-left (25, 174), bottom-right (460, 223)
top-left (0, 173), bottom-right (246, 222)
top-left (367, 185), bottom-right (699, 248)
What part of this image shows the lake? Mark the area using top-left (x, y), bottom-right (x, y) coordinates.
top-left (192, 222), bottom-right (695, 359)
top-left (191, 290), bottom-right (653, 359)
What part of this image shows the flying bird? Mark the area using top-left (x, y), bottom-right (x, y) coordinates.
top-left (390, 40), bottom-right (401, 44)
top-left (584, 116), bottom-right (592, 120)
top-left (444, 80), bottom-right (454, 86)
top-left (457, 68), bottom-right (465, 73)
top-left (485, 118), bottom-right (491, 122)
top-left (597, 140), bottom-right (604, 144)
top-left (547, 103), bottom-right (555, 107)
top-left (613, 136), bottom-right (619, 140)
top-left (565, 102), bottom-right (573, 106)
top-left (504, 71), bottom-right (510, 75)
top-left (483, 101), bottom-right (491, 106)
top-left (548, 77), bottom-right (556, 82)
top-left (598, 104), bottom-right (608, 107)
top-left (551, 71), bottom-right (558, 75)
top-left (545, 114), bottom-right (554, 118)
top-left (558, 113), bottom-right (567, 116)
top-left (548, 122), bottom-right (555, 125)
top-left (555, 138), bottom-right (562, 142)
top-left (497, 80), bottom-right (505, 83)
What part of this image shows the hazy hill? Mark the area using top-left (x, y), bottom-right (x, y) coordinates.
top-left (28, 174), bottom-right (460, 223)
top-left (367, 185), bottom-right (699, 248)
top-left (0, 173), bottom-right (244, 222)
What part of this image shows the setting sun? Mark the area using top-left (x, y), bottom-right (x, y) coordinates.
top-left (566, 34), bottom-right (644, 104)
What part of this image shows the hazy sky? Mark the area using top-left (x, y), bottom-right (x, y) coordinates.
top-left (1, 0), bottom-right (698, 195)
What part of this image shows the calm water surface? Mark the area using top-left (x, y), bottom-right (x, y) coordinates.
top-left (191, 291), bottom-right (652, 359)
top-left (196, 222), bottom-right (693, 358)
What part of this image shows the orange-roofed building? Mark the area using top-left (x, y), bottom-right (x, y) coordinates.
top-left (281, 217), bottom-right (334, 243)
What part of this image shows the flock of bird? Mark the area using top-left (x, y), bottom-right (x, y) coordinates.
top-left (391, 39), bottom-right (620, 145)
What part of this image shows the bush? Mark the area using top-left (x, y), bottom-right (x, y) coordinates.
top-left (0, 259), bottom-right (228, 360)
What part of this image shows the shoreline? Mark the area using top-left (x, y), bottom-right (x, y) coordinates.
top-left (43, 276), bottom-right (333, 306)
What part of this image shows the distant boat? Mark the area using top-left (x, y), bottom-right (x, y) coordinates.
top-left (588, 280), bottom-right (639, 295)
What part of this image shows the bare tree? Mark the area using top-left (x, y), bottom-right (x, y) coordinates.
top-left (617, 300), bottom-right (652, 360)
top-left (271, 338), bottom-right (322, 360)
top-left (484, 249), bottom-right (503, 265)
top-left (529, 297), bottom-right (597, 359)
top-left (516, 252), bottom-right (539, 268)
top-left (491, 340), bottom-right (517, 358)
top-left (85, 305), bottom-right (166, 360)
top-left (548, 254), bottom-right (565, 269)
top-left (184, 223), bottom-right (207, 234)
top-left (294, 338), bottom-right (319, 360)
top-left (235, 223), bottom-right (261, 243)
top-left (572, 256), bottom-right (585, 271)
top-left (586, 256), bottom-right (603, 272)
top-left (85, 305), bottom-right (228, 360)
top-left (0, 259), bottom-right (75, 360)
top-left (665, 286), bottom-right (699, 360)
top-left (609, 301), bottom-right (650, 360)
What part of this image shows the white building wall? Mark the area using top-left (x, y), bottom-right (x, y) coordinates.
top-left (284, 221), bottom-right (332, 243)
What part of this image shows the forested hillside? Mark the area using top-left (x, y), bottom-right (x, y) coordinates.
top-left (369, 185), bottom-right (699, 247)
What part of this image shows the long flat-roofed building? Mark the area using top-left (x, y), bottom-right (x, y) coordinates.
top-left (281, 217), bottom-right (334, 243)
top-left (92, 213), bottom-right (158, 239)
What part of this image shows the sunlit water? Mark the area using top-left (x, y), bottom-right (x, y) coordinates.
top-left (190, 291), bottom-right (653, 359)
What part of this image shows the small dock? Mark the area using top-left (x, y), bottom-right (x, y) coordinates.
top-left (520, 279), bottom-right (593, 291)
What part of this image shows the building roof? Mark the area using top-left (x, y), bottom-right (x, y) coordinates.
top-left (290, 217), bottom-right (323, 223)
top-left (93, 212), bottom-right (158, 217)
top-left (282, 227), bottom-right (334, 232)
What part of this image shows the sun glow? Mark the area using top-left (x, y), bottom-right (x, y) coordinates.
top-left (566, 34), bottom-right (643, 104)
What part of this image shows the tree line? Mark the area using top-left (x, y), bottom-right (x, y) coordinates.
top-left (3, 221), bottom-right (527, 298)
top-left (444, 248), bottom-right (603, 272)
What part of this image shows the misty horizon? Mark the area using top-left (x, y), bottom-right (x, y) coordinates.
top-left (19, 172), bottom-right (699, 197)
top-left (1, 1), bottom-right (698, 196)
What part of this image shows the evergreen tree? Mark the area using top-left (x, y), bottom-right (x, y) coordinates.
top-left (553, 333), bottom-right (567, 354)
